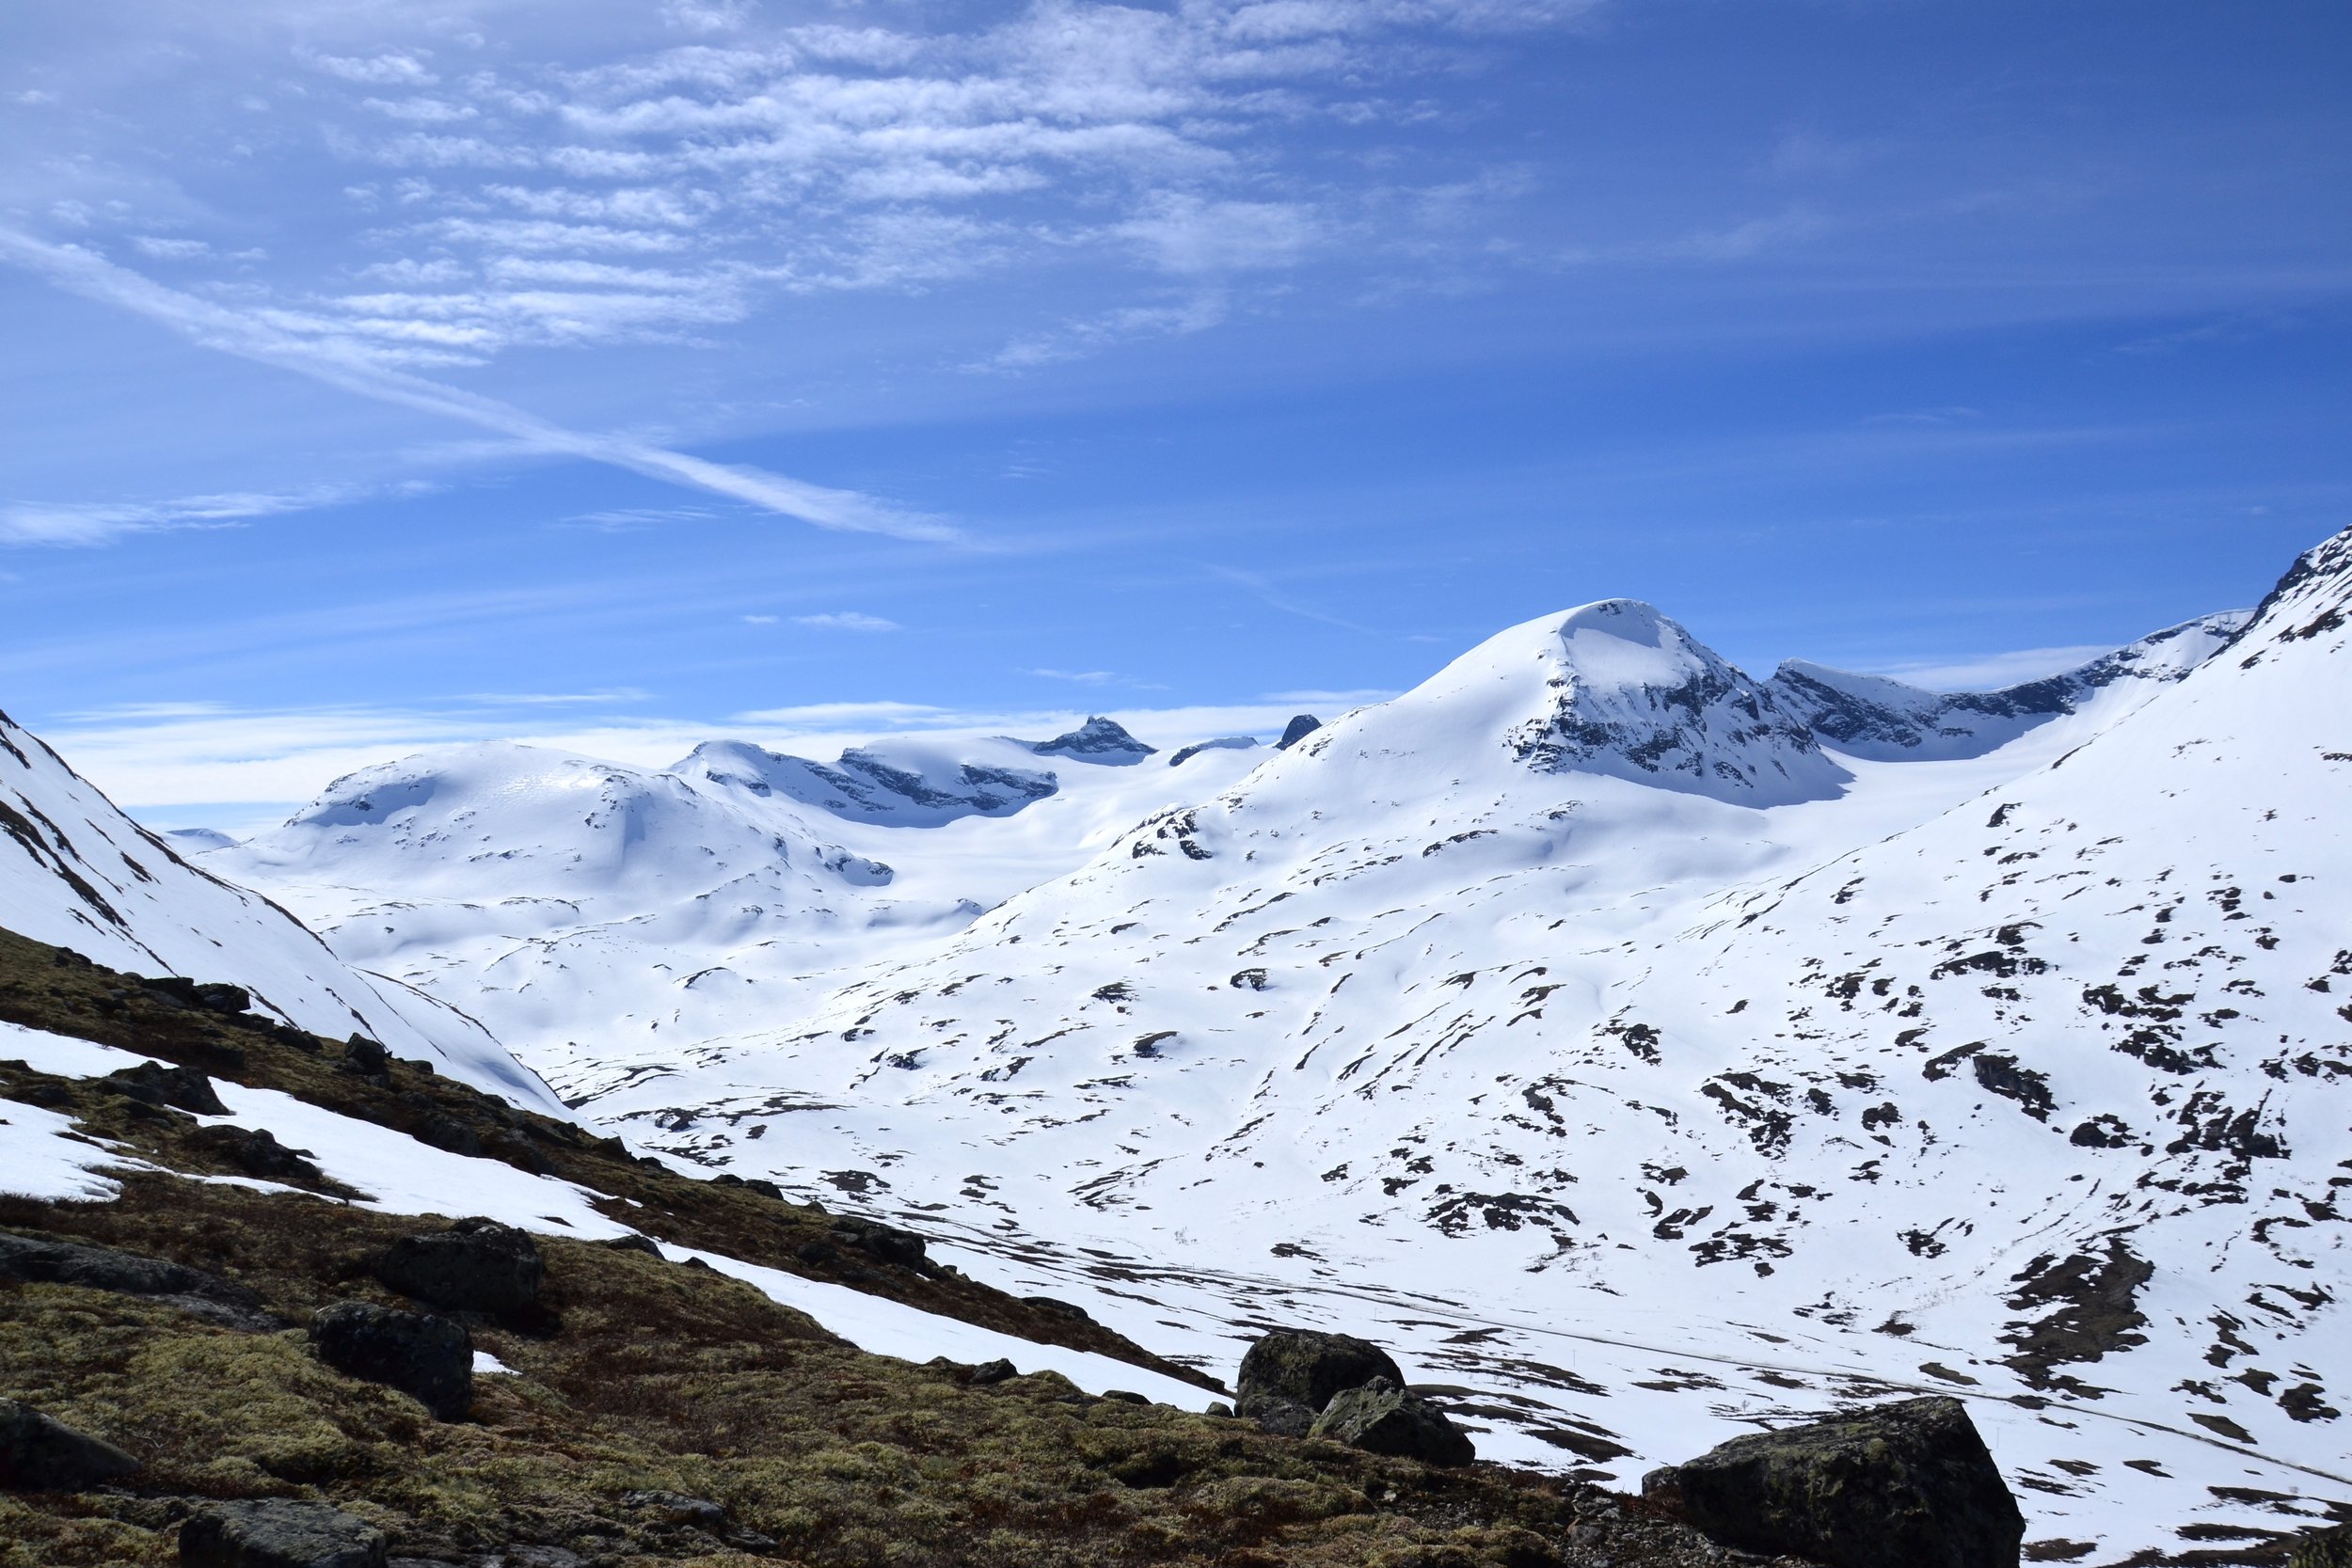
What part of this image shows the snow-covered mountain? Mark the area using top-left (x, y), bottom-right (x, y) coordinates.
top-left (1768, 610), bottom-right (2251, 761)
top-left (175, 537), bottom-right (2352, 1557)
top-left (0, 708), bottom-right (557, 1111)
top-left (203, 723), bottom-right (1274, 1077)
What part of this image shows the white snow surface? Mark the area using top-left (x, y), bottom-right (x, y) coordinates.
top-left (0, 708), bottom-right (558, 1111)
top-left (143, 543), bottom-right (2352, 1556)
top-left (0, 1019), bottom-right (1201, 1402)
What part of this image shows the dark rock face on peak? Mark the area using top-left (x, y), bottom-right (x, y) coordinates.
top-left (373, 1218), bottom-right (543, 1317)
top-left (309, 1301), bottom-right (473, 1421)
top-left (1235, 1328), bottom-right (1405, 1436)
top-left (1168, 736), bottom-right (1259, 768)
top-left (1025, 716), bottom-right (1156, 766)
top-left (1641, 1395), bottom-right (2024, 1568)
top-left (1309, 1376), bottom-right (1475, 1467)
top-left (180, 1497), bottom-right (389, 1567)
top-left (0, 1398), bottom-right (140, 1492)
top-left (677, 738), bottom-right (1057, 827)
top-left (1276, 714), bottom-right (1323, 750)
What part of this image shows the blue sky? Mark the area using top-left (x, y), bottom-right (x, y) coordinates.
top-left (1, 0), bottom-right (2345, 820)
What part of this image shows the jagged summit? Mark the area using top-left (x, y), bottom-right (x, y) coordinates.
top-left (1328, 597), bottom-right (1849, 805)
top-left (1023, 716), bottom-right (1156, 765)
top-left (1769, 610), bottom-right (2249, 761)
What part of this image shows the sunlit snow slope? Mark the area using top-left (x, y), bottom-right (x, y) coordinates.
top-left (0, 709), bottom-right (557, 1110)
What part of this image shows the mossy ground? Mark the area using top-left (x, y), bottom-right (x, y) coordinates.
top-left (0, 922), bottom-right (1747, 1565)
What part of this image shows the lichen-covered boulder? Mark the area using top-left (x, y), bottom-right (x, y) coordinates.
top-left (1309, 1376), bottom-right (1475, 1466)
top-left (1641, 1395), bottom-right (2024, 1568)
top-left (0, 1399), bottom-right (139, 1491)
top-left (374, 1217), bottom-right (542, 1316)
top-left (1235, 1328), bottom-right (1404, 1427)
top-left (309, 1301), bottom-right (472, 1420)
top-left (179, 1498), bottom-right (388, 1567)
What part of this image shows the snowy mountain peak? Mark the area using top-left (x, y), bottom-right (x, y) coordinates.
top-left (1769, 610), bottom-right (2250, 761)
top-left (1413, 598), bottom-right (1848, 805)
top-left (675, 736), bottom-right (1057, 827)
top-left (1024, 715), bottom-right (1157, 766)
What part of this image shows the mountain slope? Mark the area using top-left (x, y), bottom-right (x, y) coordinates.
top-left (0, 708), bottom-right (556, 1110)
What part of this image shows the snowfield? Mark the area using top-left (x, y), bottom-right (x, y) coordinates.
top-left (12, 528), bottom-right (2352, 1560)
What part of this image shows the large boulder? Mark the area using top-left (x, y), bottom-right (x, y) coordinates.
top-left (0, 1231), bottom-right (276, 1331)
top-left (103, 1059), bottom-right (230, 1115)
top-left (1309, 1376), bottom-right (1475, 1466)
top-left (0, 1398), bottom-right (139, 1491)
top-left (180, 1497), bottom-right (388, 1567)
top-left (1641, 1396), bottom-right (2025, 1568)
top-left (1235, 1328), bottom-right (1404, 1431)
top-left (309, 1301), bottom-right (472, 1420)
top-left (374, 1218), bottom-right (542, 1316)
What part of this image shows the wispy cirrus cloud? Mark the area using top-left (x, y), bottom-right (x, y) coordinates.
top-left (0, 484), bottom-right (375, 546)
top-left (0, 230), bottom-right (954, 543)
top-left (791, 611), bottom-right (899, 632)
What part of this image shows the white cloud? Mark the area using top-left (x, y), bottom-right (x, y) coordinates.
top-left (1027, 667), bottom-right (1117, 685)
top-left (463, 689), bottom-right (649, 706)
top-left (741, 613), bottom-right (779, 624)
top-left (301, 50), bottom-right (437, 87)
top-left (662, 0), bottom-right (759, 35)
top-left (792, 611), bottom-right (900, 632)
top-left (0, 485), bottom-right (361, 547)
top-left (731, 700), bottom-right (950, 725)
top-left (0, 230), bottom-right (955, 543)
top-left (131, 236), bottom-right (213, 260)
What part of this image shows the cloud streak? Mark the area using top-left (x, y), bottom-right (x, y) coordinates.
top-left (0, 230), bottom-right (954, 543)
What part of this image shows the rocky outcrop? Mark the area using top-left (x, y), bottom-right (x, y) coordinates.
top-left (0, 1231), bottom-right (277, 1331)
top-left (102, 1058), bottom-right (229, 1115)
top-left (309, 1301), bottom-right (473, 1421)
top-left (1309, 1376), bottom-right (1475, 1467)
top-left (373, 1218), bottom-right (543, 1316)
top-left (186, 1123), bottom-right (325, 1181)
top-left (1237, 1329), bottom-right (1403, 1418)
top-left (0, 1398), bottom-right (139, 1491)
top-left (1276, 714), bottom-right (1323, 750)
top-left (179, 1497), bottom-right (388, 1568)
top-left (1025, 717), bottom-right (1157, 766)
top-left (1641, 1395), bottom-right (2024, 1568)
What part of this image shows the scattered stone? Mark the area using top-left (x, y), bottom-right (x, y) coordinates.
top-left (1309, 1376), bottom-right (1476, 1467)
top-left (1022, 1294), bottom-right (1092, 1322)
top-left (968, 1359), bottom-right (1018, 1386)
top-left (139, 976), bottom-right (253, 1016)
top-left (186, 1123), bottom-right (324, 1181)
top-left (342, 1036), bottom-right (390, 1075)
top-left (102, 1059), bottom-right (228, 1116)
top-left (1204, 1401), bottom-right (1235, 1418)
top-left (374, 1218), bottom-right (542, 1316)
top-left (1101, 1389), bottom-right (1150, 1405)
top-left (598, 1233), bottom-right (662, 1259)
top-left (0, 1398), bottom-right (140, 1491)
top-left (179, 1498), bottom-right (388, 1568)
top-left (620, 1490), bottom-right (727, 1530)
top-left (1236, 1327), bottom-right (1405, 1428)
top-left (310, 1301), bottom-right (473, 1420)
top-left (828, 1217), bottom-right (932, 1272)
top-left (0, 1230), bottom-right (276, 1330)
top-left (1641, 1395), bottom-right (2025, 1568)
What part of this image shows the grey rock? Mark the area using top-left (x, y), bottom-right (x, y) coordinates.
top-left (597, 1233), bottom-right (662, 1259)
top-left (179, 1498), bottom-right (388, 1568)
top-left (1244, 1396), bottom-right (1317, 1437)
top-left (310, 1300), bottom-right (473, 1420)
top-left (187, 1123), bottom-right (323, 1181)
top-left (103, 1059), bottom-right (229, 1116)
top-left (0, 1230), bottom-right (276, 1330)
top-left (342, 1036), bottom-right (390, 1075)
top-left (1309, 1375), bottom-right (1475, 1466)
top-left (0, 1397), bottom-right (139, 1491)
top-left (968, 1359), bottom-right (1018, 1386)
top-left (1025, 716), bottom-right (1157, 766)
top-left (1236, 1327), bottom-right (1404, 1417)
top-left (374, 1218), bottom-right (542, 1316)
top-left (621, 1489), bottom-right (726, 1529)
top-left (1275, 714), bottom-right (1322, 750)
top-left (1641, 1395), bottom-right (2025, 1568)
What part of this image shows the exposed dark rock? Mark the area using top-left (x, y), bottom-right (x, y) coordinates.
top-left (2001, 1235), bottom-right (2154, 1387)
top-left (795, 1241), bottom-right (841, 1266)
top-left (0, 1397), bottom-right (140, 1491)
top-left (138, 975), bottom-right (253, 1016)
top-left (374, 1218), bottom-right (543, 1316)
top-left (103, 1058), bottom-right (229, 1116)
top-left (1025, 716), bottom-right (1157, 766)
top-left (309, 1300), bottom-right (473, 1420)
top-left (967, 1359), bottom-right (1017, 1386)
top-left (621, 1489), bottom-right (727, 1529)
top-left (342, 1035), bottom-right (390, 1076)
top-left (828, 1217), bottom-right (932, 1273)
top-left (1641, 1395), bottom-right (2024, 1568)
top-left (0, 1230), bottom-right (276, 1330)
top-left (1245, 1397), bottom-right (1316, 1437)
top-left (1236, 1327), bottom-right (1405, 1421)
top-left (1100, 1389), bottom-right (1151, 1405)
top-left (2289, 1524), bottom-right (2352, 1568)
top-left (1276, 714), bottom-right (1323, 750)
top-left (1022, 1294), bottom-right (1091, 1322)
top-left (1168, 736), bottom-right (1259, 768)
top-left (598, 1233), bottom-right (662, 1259)
top-left (1309, 1376), bottom-right (1475, 1466)
top-left (186, 1123), bottom-right (324, 1181)
top-left (179, 1497), bottom-right (389, 1567)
